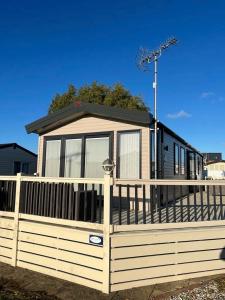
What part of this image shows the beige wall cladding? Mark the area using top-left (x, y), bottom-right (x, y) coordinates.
top-left (110, 225), bottom-right (225, 292)
top-left (37, 116), bottom-right (150, 179)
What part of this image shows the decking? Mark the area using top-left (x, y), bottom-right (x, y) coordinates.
top-left (112, 189), bottom-right (225, 224)
top-left (1, 174), bottom-right (225, 293)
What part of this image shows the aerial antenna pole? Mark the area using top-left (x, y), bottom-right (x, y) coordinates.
top-left (137, 37), bottom-right (178, 179)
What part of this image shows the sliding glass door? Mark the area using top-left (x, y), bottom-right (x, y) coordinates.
top-left (64, 139), bottom-right (82, 178)
top-left (45, 140), bottom-right (61, 177)
top-left (43, 134), bottom-right (111, 178)
top-left (85, 137), bottom-right (109, 178)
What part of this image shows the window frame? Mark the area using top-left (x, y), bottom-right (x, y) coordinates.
top-left (42, 131), bottom-right (113, 177)
top-left (116, 129), bottom-right (142, 179)
top-left (174, 143), bottom-right (180, 175)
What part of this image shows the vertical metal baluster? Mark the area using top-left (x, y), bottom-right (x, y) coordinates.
top-left (99, 184), bottom-right (102, 224)
top-left (194, 185), bottom-right (197, 221)
top-left (213, 185), bottom-right (217, 220)
top-left (5, 181), bottom-right (9, 211)
top-left (8, 181), bottom-right (13, 212)
top-left (200, 185), bottom-right (204, 221)
top-left (207, 185), bottom-right (210, 220)
top-left (51, 182), bottom-right (57, 218)
top-left (61, 183), bottom-right (66, 219)
top-left (32, 182), bottom-right (37, 215)
top-left (42, 182), bottom-right (51, 217)
top-left (166, 185), bottom-right (169, 223)
top-left (143, 185), bottom-right (146, 224)
top-left (56, 183), bottom-right (61, 218)
top-left (127, 185), bottom-right (130, 225)
top-left (150, 185), bottom-right (154, 224)
top-left (220, 185), bottom-right (223, 220)
top-left (84, 184), bottom-right (87, 221)
top-left (91, 184), bottom-right (95, 223)
top-left (68, 184), bottom-right (73, 220)
top-left (173, 185), bottom-right (176, 222)
top-left (135, 185), bottom-right (138, 224)
top-left (180, 185), bottom-right (183, 222)
top-left (187, 187), bottom-right (190, 222)
top-left (158, 185), bottom-right (161, 223)
top-left (27, 182), bottom-right (31, 214)
top-left (23, 182), bottom-right (29, 214)
top-left (118, 185), bottom-right (122, 225)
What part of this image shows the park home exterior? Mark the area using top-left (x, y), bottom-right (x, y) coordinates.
top-left (25, 102), bottom-right (203, 182)
top-left (2, 102), bottom-right (225, 294)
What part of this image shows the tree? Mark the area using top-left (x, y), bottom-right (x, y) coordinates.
top-left (48, 82), bottom-right (148, 114)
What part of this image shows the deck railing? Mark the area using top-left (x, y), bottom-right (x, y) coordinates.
top-left (112, 179), bottom-right (225, 225)
top-left (0, 174), bottom-right (107, 226)
top-left (2, 175), bottom-right (225, 227)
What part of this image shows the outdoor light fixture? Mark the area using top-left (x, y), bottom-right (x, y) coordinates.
top-left (102, 158), bottom-right (115, 175)
top-left (137, 37), bottom-right (178, 179)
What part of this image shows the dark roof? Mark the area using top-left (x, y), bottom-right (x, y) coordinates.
top-left (157, 122), bottom-right (203, 156)
top-left (25, 102), bottom-right (152, 134)
top-left (0, 143), bottom-right (37, 157)
top-left (206, 160), bottom-right (225, 166)
top-left (25, 101), bottom-right (201, 155)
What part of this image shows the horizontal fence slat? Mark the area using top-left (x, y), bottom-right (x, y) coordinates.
top-left (17, 261), bottom-right (102, 291)
top-left (111, 260), bottom-right (225, 284)
top-left (111, 249), bottom-right (225, 272)
top-left (111, 243), bottom-right (175, 259)
top-left (0, 237), bottom-right (13, 248)
top-left (0, 256), bottom-right (12, 265)
top-left (110, 269), bottom-right (225, 292)
top-left (17, 251), bottom-right (103, 282)
top-left (0, 211), bottom-right (15, 218)
top-left (18, 241), bottom-right (103, 270)
top-left (18, 232), bottom-right (104, 259)
top-left (0, 245), bottom-right (12, 258)
top-left (19, 214), bottom-right (103, 231)
top-left (0, 228), bottom-right (14, 240)
top-left (0, 218), bottom-right (14, 230)
top-left (111, 226), bottom-right (225, 247)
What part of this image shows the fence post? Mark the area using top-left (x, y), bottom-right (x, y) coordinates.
top-left (102, 173), bottom-right (113, 294)
top-left (12, 173), bottom-right (22, 267)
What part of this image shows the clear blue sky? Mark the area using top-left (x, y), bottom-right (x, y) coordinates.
top-left (0, 0), bottom-right (225, 156)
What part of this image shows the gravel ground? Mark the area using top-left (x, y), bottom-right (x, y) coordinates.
top-left (168, 279), bottom-right (225, 300)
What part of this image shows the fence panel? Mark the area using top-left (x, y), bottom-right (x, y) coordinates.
top-left (112, 180), bottom-right (225, 225)
top-left (110, 224), bottom-right (225, 292)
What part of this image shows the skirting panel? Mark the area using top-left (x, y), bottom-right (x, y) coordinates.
top-left (110, 225), bottom-right (225, 292)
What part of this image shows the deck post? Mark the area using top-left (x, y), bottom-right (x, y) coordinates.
top-left (12, 173), bottom-right (22, 267)
top-left (102, 173), bottom-right (113, 293)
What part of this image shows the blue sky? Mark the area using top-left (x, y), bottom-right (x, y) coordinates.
top-left (0, 0), bottom-right (225, 156)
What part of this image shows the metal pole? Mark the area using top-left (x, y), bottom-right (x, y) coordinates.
top-left (154, 55), bottom-right (158, 179)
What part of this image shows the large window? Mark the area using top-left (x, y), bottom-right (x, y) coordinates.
top-left (44, 140), bottom-right (61, 177)
top-left (43, 134), bottom-right (111, 178)
top-left (118, 131), bottom-right (140, 179)
top-left (174, 143), bottom-right (179, 175)
top-left (64, 139), bottom-right (82, 178)
top-left (85, 137), bottom-right (109, 178)
top-left (180, 147), bottom-right (185, 175)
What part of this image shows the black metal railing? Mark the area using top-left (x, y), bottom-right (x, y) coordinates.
top-left (0, 180), bottom-right (16, 212)
top-left (19, 181), bottom-right (104, 223)
top-left (111, 183), bottom-right (225, 225)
